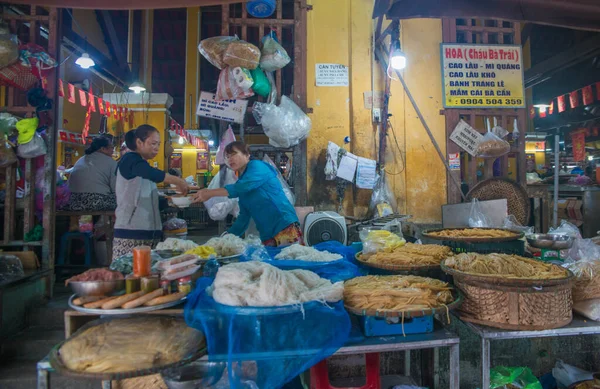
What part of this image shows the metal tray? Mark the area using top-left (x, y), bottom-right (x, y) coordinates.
top-left (68, 294), bottom-right (187, 315)
top-left (422, 227), bottom-right (524, 243)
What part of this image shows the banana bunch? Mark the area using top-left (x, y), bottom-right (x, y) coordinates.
top-left (184, 245), bottom-right (217, 259)
top-left (366, 230), bottom-right (406, 253)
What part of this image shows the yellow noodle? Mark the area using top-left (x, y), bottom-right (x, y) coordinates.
top-left (361, 243), bottom-right (453, 266)
top-left (428, 228), bottom-right (517, 239)
top-left (444, 252), bottom-right (569, 279)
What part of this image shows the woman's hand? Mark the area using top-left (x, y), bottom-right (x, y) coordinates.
top-left (191, 189), bottom-right (211, 203)
top-left (173, 178), bottom-right (189, 196)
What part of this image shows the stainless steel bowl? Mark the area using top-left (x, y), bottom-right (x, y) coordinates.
top-left (162, 361), bottom-right (226, 389)
top-left (68, 279), bottom-right (125, 297)
top-left (526, 233), bottom-right (574, 250)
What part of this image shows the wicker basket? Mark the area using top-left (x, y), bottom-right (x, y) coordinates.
top-left (112, 375), bottom-right (168, 389)
top-left (447, 270), bottom-right (574, 330)
top-left (467, 178), bottom-right (530, 226)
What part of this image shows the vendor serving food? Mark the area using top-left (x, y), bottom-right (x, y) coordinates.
top-left (112, 125), bottom-right (189, 260)
top-left (192, 142), bottom-right (300, 247)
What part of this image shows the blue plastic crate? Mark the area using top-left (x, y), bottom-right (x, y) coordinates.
top-left (360, 314), bottom-right (434, 337)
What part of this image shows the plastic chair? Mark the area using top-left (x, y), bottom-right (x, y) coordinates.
top-left (310, 353), bottom-right (380, 389)
top-left (57, 232), bottom-right (93, 267)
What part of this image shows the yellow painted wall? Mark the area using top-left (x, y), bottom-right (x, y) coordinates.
top-left (307, 0), bottom-right (446, 222)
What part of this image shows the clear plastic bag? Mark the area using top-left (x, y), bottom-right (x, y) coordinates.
top-left (262, 154), bottom-right (295, 205)
top-left (0, 140), bottom-right (17, 167)
top-left (260, 34), bottom-right (290, 71)
top-left (216, 67), bottom-right (254, 101)
top-left (562, 239), bottom-right (600, 302)
top-left (198, 36), bottom-right (238, 70)
top-left (369, 172), bottom-right (396, 218)
top-left (17, 133), bottom-right (46, 159)
top-left (253, 96), bottom-right (311, 148)
top-left (223, 40), bottom-right (261, 70)
top-left (552, 360), bottom-right (593, 388)
top-left (468, 198), bottom-right (492, 228)
top-left (476, 130), bottom-right (510, 158)
top-left (502, 215), bottom-right (534, 235)
top-left (549, 220), bottom-right (582, 239)
top-left (0, 34), bottom-right (18, 69)
top-left (0, 112), bottom-right (19, 135)
top-left (215, 125), bottom-right (236, 166)
top-left (573, 298), bottom-right (600, 321)
top-left (360, 227), bottom-right (406, 255)
top-left (163, 218), bottom-right (188, 232)
top-left (0, 254), bottom-right (25, 282)
top-left (204, 168), bottom-right (240, 221)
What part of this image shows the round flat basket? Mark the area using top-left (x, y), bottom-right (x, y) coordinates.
top-left (441, 261), bottom-right (574, 330)
top-left (354, 251), bottom-right (441, 273)
top-left (422, 228), bottom-right (524, 243)
top-left (467, 178), bottom-right (530, 225)
top-left (345, 289), bottom-right (463, 319)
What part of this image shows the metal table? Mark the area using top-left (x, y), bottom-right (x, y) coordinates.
top-left (464, 315), bottom-right (600, 388)
top-left (37, 326), bottom-right (460, 389)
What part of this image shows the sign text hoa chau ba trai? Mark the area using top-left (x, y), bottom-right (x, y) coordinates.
top-left (441, 44), bottom-right (525, 109)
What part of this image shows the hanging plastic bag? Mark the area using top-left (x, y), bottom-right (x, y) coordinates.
top-left (360, 227), bottom-right (406, 255)
top-left (17, 133), bottom-right (46, 159)
top-left (476, 124), bottom-right (510, 158)
top-left (260, 34), bottom-right (290, 71)
top-left (253, 96), bottom-right (311, 148)
top-left (223, 40), bottom-right (261, 70)
top-left (490, 366), bottom-right (542, 389)
top-left (215, 125), bottom-right (237, 166)
top-left (0, 139), bottom-right (17, 167)
top-left (262, 154), bottom-right (295, 205)
top-left (369, 172), bottom-right (396, 218)
top-left (265, 70), bottom-right (278, 104)
top-left (0, 112), bottom-right (19, 135)
top-left (204, 168), bottom-right (240, 221)
top-left (468, 198), bottom-right (492, 228)
top-left (0, 34), bottom-right (18, 69)
top-left (250, 66), bottom-right (271, 98)
top-left (198, 36), bottom-right (238, 70)
top-left (216, 67), bottom-right (254, 101)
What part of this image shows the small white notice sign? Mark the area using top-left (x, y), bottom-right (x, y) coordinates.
top-left (336, 153), bottom-right (358, 182)
top-left (316, 64), bottom-right (349, 87)
top-left (196, 92), bottom-right (249, 124)
top-left (449, 120), bottom-right (483, 156)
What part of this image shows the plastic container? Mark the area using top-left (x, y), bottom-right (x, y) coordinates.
top-left (162, 265), bottom-right (201, 281)
top-left (360, 314), bottom-right (434, 337)
top-left (132, 246), bottom-right (152, 277)
top-left (157, 255), bottom-right (199, 272)
top-left (178, 276), bottom-right (193, 294)
top-left (246, 0), bottom-right (276, 18)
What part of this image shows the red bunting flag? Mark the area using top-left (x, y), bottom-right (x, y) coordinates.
top-left (539, 108), bottom-right (547, 118)
top-left (570, 90), bottom-right (580, 108)
top-left (529, 106), bottom-right (536, 119)
top-left (557, 95), bottom-right (566, 112)
top-left (59, 130), bottom-right (67, 142)
top-left (82, 105), bottom-right (93, 142)
top-left (97, 98), bottom-right (105, 115)
top-left (106, 102), bottom-right (111, 116)
top-left (67, 83), bottom-right (76, 103)
top-left (549, 101), bottom-right (555, 115)
top-left (129, 111), bottom-right (135, 127)
top-left (113, 105), bottom-right (118, 119)
top-left (78, 89), bottom-right (87, 107)
top-left (58, 79), bottom-right (64, 97)
top-left (118, 106), bottom-right (123, 120)
top-left (88, 92), bottom-right (96, 112)
top-left (583, 85), bottom-right (594, 106)
top-left (572, 130), bottom-right (586, 162)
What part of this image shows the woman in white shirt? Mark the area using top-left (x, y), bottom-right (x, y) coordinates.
top-left (63, 136), bottom-right (118, 211)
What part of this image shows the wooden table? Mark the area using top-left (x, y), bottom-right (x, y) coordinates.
top-left (55, 210), bottom-right (115, 264)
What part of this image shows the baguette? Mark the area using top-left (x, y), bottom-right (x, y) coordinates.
top-left (143, 291), bottom-right (188, 307)
top-left (121, 289), bottom-right (164, 309)
top-left (101, 291), bottom-right (145, 310)
top-left (83, 296), bottom-right (119, 309)
top-left (73, 296), bottom-right (105, 306)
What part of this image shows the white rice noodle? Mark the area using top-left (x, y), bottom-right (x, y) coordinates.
top-left (156, 238), bottom-right (198, 252)
top-left (274, 244), bottom-right (342, 262)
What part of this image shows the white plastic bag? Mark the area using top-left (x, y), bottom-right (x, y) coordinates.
top-left (359, 219), bottom-right (405, 255)
top-left (552, 360), bottom-right (593, 388)
top-left (204, 168), bottom-right (240, 221)
top-left (476, 130), bottom-right (510, 158)
top-left (252, 96), bottom-right (311, 149)
top-left (215, 126), bottom-right (237, 166)
top-left (468, 198), bottom-right (492, 228)
top-left (260, 35), bottom-right (290, 72)
top-left (369, 172), bottom-right (396, 218)
top-left (573, 299), bottom-right (600, 321)
top-left (17, 133), bottom-right (47, 159)
top-left (262, 154), bottom-right (295, 205)
top-left (215, 67), bottom-right (254, 101)
top-left (502, 215), bottom-right (534, 235)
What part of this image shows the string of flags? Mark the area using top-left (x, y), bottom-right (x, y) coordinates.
top-left (530, 82), bottom-right (600, 119)
top-left (169, 119), bottom-right (208, 150)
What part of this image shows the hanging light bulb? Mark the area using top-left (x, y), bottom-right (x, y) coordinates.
top-left (75, 53), bottom-right (95, 69)
top-left (390, 40), bottom-right (407, 70)
top-left (178, 136), bottom-right (184, 145)
top-left (129, 81), bottom-right (146, 94)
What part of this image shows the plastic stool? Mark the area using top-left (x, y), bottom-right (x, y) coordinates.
top-left (310, 353), bottom-right (380, 389)
top-left (57, 232), bottom-right (93, 266)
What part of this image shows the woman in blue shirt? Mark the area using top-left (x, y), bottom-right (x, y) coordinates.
top-left (192, 142), bottom-right (300, 247)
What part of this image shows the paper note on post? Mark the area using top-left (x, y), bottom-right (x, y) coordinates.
top-left (336, 154), bottom-right (358, 182)
top-left (356, 157), bottom-right (377, 189)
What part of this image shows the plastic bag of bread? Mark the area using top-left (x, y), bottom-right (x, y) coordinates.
top-left (198, 36), bottom-right (238, 70)
top-left (260, 34), bottom-right (290, 71)
top-left (476, 130), bottom-right (510, 158)
top-left (0, 34), bottom-right (19, 69)
top-left (58, 316), bottom-right (205, 373)
top-left (216, 67), bottom-right (254, 101)
top-left (223, 40), bottom-right (261, 69)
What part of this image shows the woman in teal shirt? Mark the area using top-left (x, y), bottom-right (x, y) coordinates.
top-left (192, 142), bottom-right (300, 247)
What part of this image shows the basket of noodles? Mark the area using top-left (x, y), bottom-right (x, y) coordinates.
top-left (423, 227), bottom-right (523, 243)
top-left (343, 275), bottom-right (462, 322)
top-left (356, 243), bottom-right (453, 275)
top-left (441, 253), bottom-right (574, 330)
